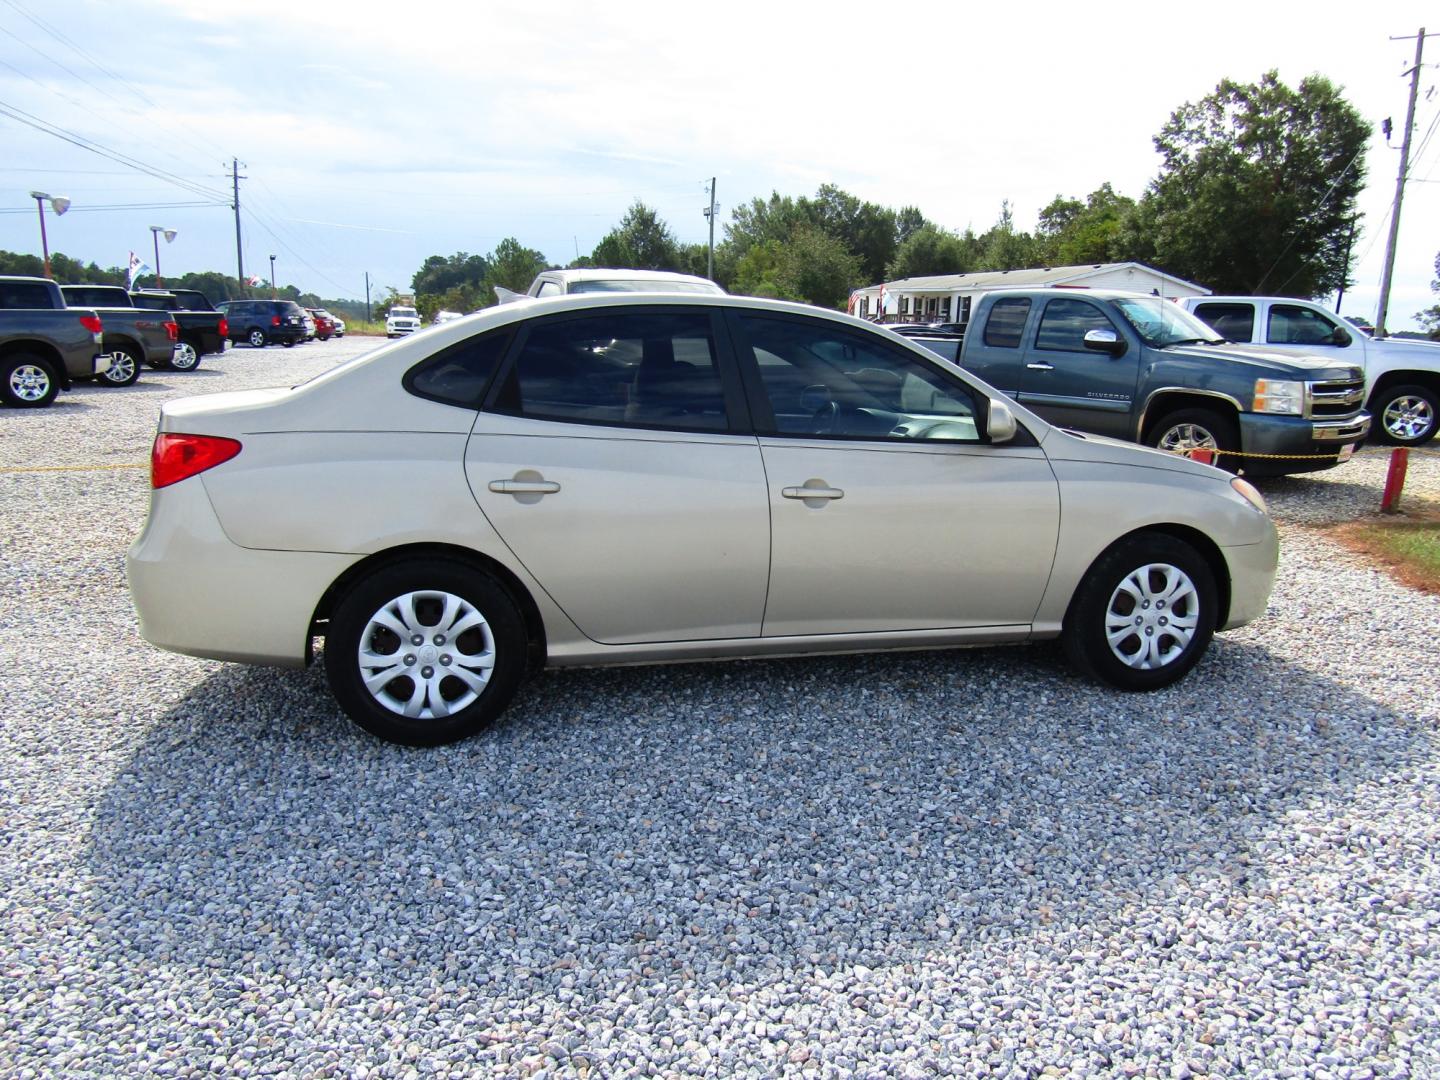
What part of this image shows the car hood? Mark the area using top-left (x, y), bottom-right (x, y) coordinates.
top-left (1371, 336), bottom-right (1440, 360)
top-left (1038, 423), bottom-right (1230, 480)
top-left (1164, 342), bottom-right (1359, 381)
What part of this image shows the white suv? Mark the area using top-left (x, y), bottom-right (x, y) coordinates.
top-left (385, 306), bottom-right (421, 337)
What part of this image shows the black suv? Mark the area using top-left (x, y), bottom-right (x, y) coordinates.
top-left (218, 299), bottom-right (308, 347)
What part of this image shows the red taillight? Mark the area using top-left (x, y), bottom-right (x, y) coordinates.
top-left (218, 317), bottom-right (229, 338)
top-left (151, 433), bottom-right (242, 489)
top-left (164, 320), bottom-right (179, 342)
top-left (79, 314), bottom-right (103, 334)
top-left (271, 315), bottom-right (281, 327)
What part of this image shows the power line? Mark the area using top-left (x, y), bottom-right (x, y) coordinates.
top-left (0, 200), bottom-right (221, 214)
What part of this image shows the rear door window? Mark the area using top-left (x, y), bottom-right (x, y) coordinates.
top-left (1192, 302), bottom-right (1255, 342)
top-left (982, 298), bottom-right (1031, 348)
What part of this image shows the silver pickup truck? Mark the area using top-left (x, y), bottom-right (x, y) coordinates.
top-left (61, 284), bottom-right (178, 387)
top-left (0, 276), bottom-right (108, 408)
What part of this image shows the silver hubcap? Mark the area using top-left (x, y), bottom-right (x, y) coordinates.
top-left (249, 331), bottom-right (265, 346)
top-left (1105, 562), bottom-right (1200, 670)
top-left (9, 364), bottom-right (51, 401)
top-left (173, 343), bottom-right (198, 369)
top-left (1156, 423), bottom-right (1218, 456)
top-left (103, 351), bottom-right (135, 383)
top-left (357, 590), bottom-right (495, 719)
top-left (1383, 395), bottom-right (1434, 442)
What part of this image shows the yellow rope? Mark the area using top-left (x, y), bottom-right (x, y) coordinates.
top-left (0, 462), bottom-right (146, 475)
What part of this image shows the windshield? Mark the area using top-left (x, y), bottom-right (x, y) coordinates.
top-left (1112, 297), bottom-right (1224, 347)
top-left (391, 307), bottom-right (418, 318)
top-left (569, 280), bottom-right (721, 295)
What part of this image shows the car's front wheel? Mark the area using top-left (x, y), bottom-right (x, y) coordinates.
top-left (325, 559), bottom-right (528, 746)
top-left (98, 345), bottom-right (141, 386)
top-left (1373, 384), bottom-right (1438, 446)
top-left (1062, 533), bottom-right (1217, 691)
top-left (1146, 407), bottom-right (1240, 472)
top-left (247, 329), bottom-right (267, 348)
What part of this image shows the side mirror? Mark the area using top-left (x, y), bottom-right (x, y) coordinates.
top-left (986, 398), bottom-right (1017, 444)
top-left (1331, 326), bottom-right (1352, 347)
top-left (1083, 328), bottom-right (1126, 355)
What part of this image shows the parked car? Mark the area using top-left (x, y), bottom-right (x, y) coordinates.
top-left (0, 276), bottom-right (109, 407)
top-left (306, 308), bottom-right (334, 341)
top-left (385, 305), bottom-right (422, 337)
top-left (922, 289), bottom-right (1370, 476)
top-left (218, 299), bottom-right (308, 347)
top-left (312, 308), bottom-right (343, 338)
top-left (495, 268), bottom-right (725, 304)
top-left (59, 284), bottom-right (176, 386)
top-left (129, 293), bottom-right (1278, 746)
top-left (129, 289), bottom-right (228, 369)
top-left (1178, 294), bottom-right (1440, 446)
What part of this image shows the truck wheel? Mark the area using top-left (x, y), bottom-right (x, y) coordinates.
top-left (324, 559), bottom-right (527, 746)
top-left (1, 354), bottom-right (60, 408)
top-left (98, 345), bottom-right (141, 387)
top-left (1062, 532), bottom-right (1217, 691)
top-left (1147, 408), bottom-right (1241, 472)
top-left (247, 329), bottom-right (267, 348)
top-left (1373, 384), bottom-right (1438, 446)
top-left (170, 342), bottom-right (201, 371)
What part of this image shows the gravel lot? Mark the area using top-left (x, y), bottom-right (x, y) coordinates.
top-left (3, 337), bottom-right (1439, 1077)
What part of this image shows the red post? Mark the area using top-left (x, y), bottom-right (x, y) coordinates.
top-left (1381, 447), bottom-right (1410, 513)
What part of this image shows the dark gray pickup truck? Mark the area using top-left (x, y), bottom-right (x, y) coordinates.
top-left (901, 289), bottom-right (1372, 476)
top-left (129, 289), bottom-right (228, 370)
top-left (0, 276), bottom-right (108, 408)
top-left (60, 285), bottom-right (178, 387)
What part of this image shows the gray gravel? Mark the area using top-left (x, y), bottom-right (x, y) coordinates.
top-left (3, 339), bottom-right (1440, 1077)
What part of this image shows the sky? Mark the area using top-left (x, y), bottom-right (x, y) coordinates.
top-left (1, 0), bottom-right (1437, 328)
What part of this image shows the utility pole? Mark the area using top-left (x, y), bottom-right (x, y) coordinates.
top-left (1375, 27), bottom-right (1429, 337)
top-left (232, 158), bottom-right (247, 294)
top-left (365, 271), bottom-right (371, 322)
top-left (703, 177), bottom-right (718, 281)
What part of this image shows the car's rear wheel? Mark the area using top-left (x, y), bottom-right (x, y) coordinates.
top-left (1062, 533), bottom-right (1217, 691)
top-left (98, 345), bottom-right (140, 386)
top-left (1146, 407), bottom-right (1240, 472)
top-left (325, 559), bottom-right (527, 746)
top-left (1, 354), bottom-right (60, 408)
top-left (247, 329), bottom-right (267, 348)
top-left (1373, 384), bottom-right (1438, 446)
top-left (171, 340), bottom-right (201, 371)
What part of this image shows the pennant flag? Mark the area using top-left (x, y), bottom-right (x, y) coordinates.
top-left (246, 273), bottom-right (265, 287)
top-left (126, 252), bottom-right (150, 289)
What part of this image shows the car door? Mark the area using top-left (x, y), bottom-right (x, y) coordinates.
top-left (1015, 296), bottom-right (1140, 438)
top-left (1259, 302), bottom-right (1359, 359)
top-left (727, 311), bottom-right (1060, 638)
top-left (465, 307), bottom-right (771, 645)
top-left (952, 295), bottom-right (1031, 396)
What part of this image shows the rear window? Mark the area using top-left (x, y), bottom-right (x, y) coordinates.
top-left (1192, 302), bottom-right (1255, 342)
top-left (982, 298), bottom-right (1031, 348)
top-left (62, 286), bottom-right (129, 307)
top-left (0, 281), bottom-right (56, 309)
top-left (130, 293), bottom-right (178, 311)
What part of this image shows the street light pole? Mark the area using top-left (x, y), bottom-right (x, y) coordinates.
top-left (149, 225), bottom-right (177, 289)
top-left (29, 191), bottom-right (71, 279)
top-left (269, 255), bottom-right (277, 299)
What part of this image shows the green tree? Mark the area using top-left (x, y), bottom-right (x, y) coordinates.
top-left (412, 252), bottom-right (490, 296)
top-left (1417, 252), bottom-right (1440, 340)
top-left (976, 201), bottom-right (1042, 270)
top-left (1035, 183), bottom-right (1139, 266)
top-left (482, 238), bottom-right (548, 300)
top-left (886, 224), bottom-right (982, 280)
top-left (1142, 71), bottom-right (1370, 295)
top-left (590, 201), bottom-right (680, 269)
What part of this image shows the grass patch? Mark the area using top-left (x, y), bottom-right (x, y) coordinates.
top-left (1329, 512), bottom-right (1440, 596)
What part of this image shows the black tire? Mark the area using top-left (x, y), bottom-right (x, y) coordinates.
top-left (1145, 407), bottom-right (1241, 473)
top-left (1371, 383), bottom-right (1439, 446)
top-left (282, 339), bottom-right (295, 348)
top-left (171, 340), bottom-right (201, 372)
top-left (1062, 533), bottom-right (1218, 691)
top-left (1, 353), bottom-right (60, 408)
top-left (98, 344), bottom-right (141, 387)
top-left (247, 328), bottom-right (268, 348)
top-left (325, 559), bottom-right (527, 746)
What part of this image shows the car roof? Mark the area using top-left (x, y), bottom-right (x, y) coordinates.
top-left (542, 268), bottom-right (719, 286)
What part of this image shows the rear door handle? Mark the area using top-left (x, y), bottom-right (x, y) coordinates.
top-left (1026, 361), bottom-right (1054, 371)
top-left (782, 484), bottom-right (844, 501)
top-left (488, 479), bottom-right (561, 495)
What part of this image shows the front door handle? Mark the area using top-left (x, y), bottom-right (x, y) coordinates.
top-left (1026, 361), bottom-right (1055, 371)
top-left (489, 479), bottom-right (561, 495)
top-left (782, 481), bottom-right (844, 503)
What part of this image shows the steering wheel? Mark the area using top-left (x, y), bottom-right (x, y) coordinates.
top-left (810, 400), bottom-right (839, 434)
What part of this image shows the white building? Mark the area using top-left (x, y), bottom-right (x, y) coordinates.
top-left (850, 262), bottom-right (1210, 324)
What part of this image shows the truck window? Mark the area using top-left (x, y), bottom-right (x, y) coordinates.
top-left (0, 281), bottom-right (55, 309)
top-left (982, 298), bottom-right (1031, 348)
top-left (1035, 298), bottom-right (1116, 352)
top-left (1192, 303), bottom-right (1255, 342)
top-left (1267, 304), bottom-right (1338, 346)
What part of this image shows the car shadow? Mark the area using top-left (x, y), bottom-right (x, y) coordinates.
top-left (84, 636), bottom-right (1427, 1011)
